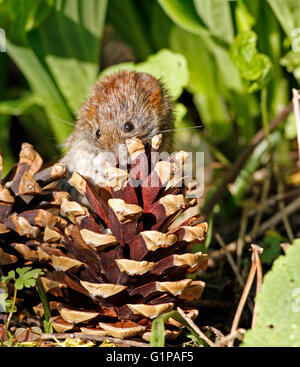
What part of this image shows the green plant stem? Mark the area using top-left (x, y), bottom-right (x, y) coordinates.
top-left (4, 287), bottom-right (17, 340)
top-left (261, 87), bottom-right (270, 146)
top-left (36, 277), bottom-right (52, 332)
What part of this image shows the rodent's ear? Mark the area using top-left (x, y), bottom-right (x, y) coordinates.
top-left (135, 72), bottom-right (162, 93)
top-left (135, 72), bottom-right (163, 105)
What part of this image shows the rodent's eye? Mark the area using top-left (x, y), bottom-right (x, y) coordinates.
top-left (123, 121), bottom-right (134, 133)
top-left (95, 129), bottom-right (101, 139)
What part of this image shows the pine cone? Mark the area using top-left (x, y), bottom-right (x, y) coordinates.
top-left (0, 143), bottom-right (69, 266)
top-left (0, 138), bottom-right (208, 341)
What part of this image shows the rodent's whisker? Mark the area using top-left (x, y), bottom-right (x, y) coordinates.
top-left (48, 115), bottom-right (75, 127)
top-left (159, 126), bottom-right (203, 134)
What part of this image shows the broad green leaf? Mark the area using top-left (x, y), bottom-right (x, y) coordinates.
top-left (107, 0), bottom-right (154, 60)
top-left (230, 31), bottom-right (273, 92)
top-left (6, 40), bottom-right (73, 143)
top-left (101, 49), bottom-right (189, 101)
top-left (0, 94), bottom-right (41, 115)
top-left (193, 0), bottom-right (234, 44)
top-left (242, 239), bottom-right (300, 347)
top-left (3, 0), bottom-right (108, 145)
top-left (32, 0), bottom-right (107, 113)
top-left (260, 230), bottom-right (285, 265)
top-left (170, 26), bottom-right (231, 142)
top-left (150, 0), bottom-right (172, 50)
top-left (157, 0), bottom-right (207, 36)
top-left (14, 267), bottom-right (44, 290)
top-left (0, 0), bottom-right (54, 43)
top-left (16, 267), bottom-right (34, 277)
top-left (204, 40), bottom-right (243, 93)
top-left (267, 0), bottom-right (300, 38)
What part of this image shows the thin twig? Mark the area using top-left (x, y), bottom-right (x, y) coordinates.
top-left (247, 187), bottom-right (300, 217)
top-left (250, 166), bottom-right (271, 240)
top-left (208, 242), bottom-right (236, 268)
top-left (215, 328), bottom-right (246, 347)
top-left (228, 245), bottom-right (261, 347)
top-left (256, 196), bottom-right (300, 236)
top-left (202, 326), bottom-right (224, 339)
top-left (251, 245), bottom-right (264, 328)
top-left (41, 333), bottom-right (149, 347)
top-left (177, 307), bottom-right (215, 347)
top-left (202, 102), bottom-right (293, 219)
top-left (215, 233), bottom-right (244, 289)
top-left (292, 89), bottom-right (300, 162)
top-left (237, 207), bottom-right (249, 270)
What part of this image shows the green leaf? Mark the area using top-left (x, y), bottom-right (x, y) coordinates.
top-left (150, 310), bottom-right (207, 347)
top-left (267, 0), bottom-right (300, 38)
top-left (259, 230), bottom-right (285, 265)
top-left (280, 50), bottom-right (300, 83)
top-left (232, 131), bottom-right (281, 203)
top-left (230, 31), bottom-right (273, 92)
top-left (193, 0), bottom-right (234, 44)
top-left (284, 113), bottom-right (297, 140)
top-left (101, 49), bottom-right (189, 101)
top-left (0, 0), bottom-right (54, 44)
top-left (14, 267), bottom-right (44, 290)
top-left (235, 1), bottom-right (256, 32)
top-left (6, 40), bottom-right (73, 144)
top-left (0, 93), bottom-right (42, 115)
top-left (170, 26), bottom-right (232, 142)
top-left (242, 239), bottom-right (300, 347)
top-left (107, 0), bottom-right (154, 60)
top-left (32, 0), bottom-right (107, 113)
top-left (1, 270), bottom-right (16, 284)
top-left (157, 0), bottom-right (207, 36)
top-left (3, 0), bottom-right (108, 145)
top-left (150, 0), bottom-right (172, 50)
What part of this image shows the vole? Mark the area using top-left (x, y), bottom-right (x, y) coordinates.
top-left (61, 70), bottom-right (174, 187)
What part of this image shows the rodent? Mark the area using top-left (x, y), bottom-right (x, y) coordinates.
top-left (61, 70), bottom-right (174, 187)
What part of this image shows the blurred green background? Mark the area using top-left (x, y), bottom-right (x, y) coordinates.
top-left (0, 0), bottom-right (299, 207)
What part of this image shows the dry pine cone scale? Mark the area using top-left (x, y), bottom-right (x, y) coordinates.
top-left (0, 137), bottom-right (208, 341)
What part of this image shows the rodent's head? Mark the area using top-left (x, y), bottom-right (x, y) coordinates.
top-left (73, 70), bottom-right (174, 155)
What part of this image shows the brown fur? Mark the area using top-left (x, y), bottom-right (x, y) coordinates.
top-left (61, 71), bottom-right (174, 186)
